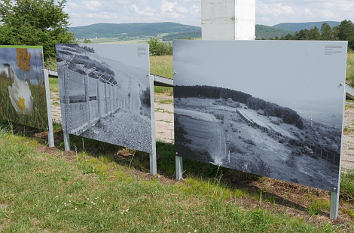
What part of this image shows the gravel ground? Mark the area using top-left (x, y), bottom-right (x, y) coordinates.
top-left (342, 102), bottom-right (354, 170)
top-left (81, 109), bottom-right (152, 153)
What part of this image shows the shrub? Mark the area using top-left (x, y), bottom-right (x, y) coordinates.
top-left (148, 38), bottom-right (172, 56)
top-left (349, 36), bottom-right (354, 50)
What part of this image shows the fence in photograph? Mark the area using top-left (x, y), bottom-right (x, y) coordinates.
top-left (307, 143), bottom-right (340, 164)
top-left (60, 66), bottom-right (121, 135)
top-left (49, 70), bottom-right (173, 87)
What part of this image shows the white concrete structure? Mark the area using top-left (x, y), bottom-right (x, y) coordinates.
top-left (201, 0), bottom-right (255, 40)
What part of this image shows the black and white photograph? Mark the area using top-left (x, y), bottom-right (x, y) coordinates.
top-left (56, 44), bottom-right (152, 153)
top-left (174, 40), bottom-right (348, 191)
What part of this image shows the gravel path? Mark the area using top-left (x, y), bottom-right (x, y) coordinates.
top-left (155, 95), bottom-right (174, 143)
top-left (342, 102), bottom-right (354, 170)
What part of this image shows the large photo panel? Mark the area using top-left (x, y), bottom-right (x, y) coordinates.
top-left (0, 45), bottom-right (48, 129)
top-left (173, 40), bottom-right (347, 191)
top-left (56, 44), bottom-right (152, 153)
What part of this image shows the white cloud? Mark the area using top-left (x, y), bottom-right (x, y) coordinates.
top-left (161, 0), bottom-right (177, 13)
top-left (65, 0), bottom-right (354, 27)
top-left (304, 8), bottom-right (312, 15)
top-left (84, 1), bottom-right (102, 11)
top-left (131, 5), bottom-right (156, 17)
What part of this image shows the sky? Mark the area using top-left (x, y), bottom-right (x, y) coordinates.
top-left (173, 40), bottom-right (347, 126)
top-left (65, 0), bottom-right (354, 27)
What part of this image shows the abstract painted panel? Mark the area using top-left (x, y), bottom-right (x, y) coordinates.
top-left (0, 46), bottom-right (48, 129)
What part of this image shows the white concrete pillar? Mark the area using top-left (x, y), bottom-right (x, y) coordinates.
top-left (201, 0), bottom-right (255, 40)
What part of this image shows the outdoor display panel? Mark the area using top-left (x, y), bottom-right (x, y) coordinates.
top-left (0, 46), bottom-right (48, 129)
top-left (56, 44), bottom-right (152, 153)
top-left (173, 40), bottom-right (348, 191)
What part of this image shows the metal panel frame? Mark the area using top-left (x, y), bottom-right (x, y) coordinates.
top-left (43, 69), bottom-right (55, 147)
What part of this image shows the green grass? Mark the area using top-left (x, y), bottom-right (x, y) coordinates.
top-left (0, 126), bottom-right (350, 232)
top-left (0, 45), bottom-right (43, 49)
top-left (0, 74), bottom-right (48, 130)
top-left (154, 86), bottom-right (173, 96)
top-left (158, 99), bottom-right (173, 104)
top-left (307, 199), bottom-right (330, 216)
top-left (155, 108), bottom-right (173, 114)
top-left (49, 78), bottom-right (59, 93)
top-left (45, 57), bottom-right (58, 72)
top-left (150, 55), bottom-right (173, 79)
top-left (341, 170), bottom-right (354, 202)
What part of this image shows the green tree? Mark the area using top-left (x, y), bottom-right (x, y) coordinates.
top-left (294, 27), bottom-right (321, 40)
top-left (83, 39), bottom-right (92, 44)
top-left (335, 20), bottom-right (354, 41)
top-left (321, 23), bottom-right (335, 40)
top-left (0, 0), bottom-right (74, 58)
top-left (148, 38), bottom-right (172, 56)
top-left (349, 36), bottom-right (354, 50)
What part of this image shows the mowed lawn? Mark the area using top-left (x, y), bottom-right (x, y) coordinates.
top-left (0, 126), bottom-right (353, 232)
top-left (150, 55), bottom-right (173, 79)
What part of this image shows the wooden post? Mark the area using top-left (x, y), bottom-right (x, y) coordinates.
top-left (149, 75), bottom-right (157, 176)
top-left (104, 82), bottom-right (108, 116)
top-left (97, 79), bottom-right (102, 118)
top-left (84, 73), bottom-right (91, 126)
top-left (110, 84), bottom-right (113, 114)
top-left (43, 69), bottom-right (55, 148)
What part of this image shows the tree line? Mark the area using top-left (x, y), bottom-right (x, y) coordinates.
top-left (267, 20), bottom-right (354, 50)
top-left (1, 1), bottom-right (352, 60)
top-left (148, 38), bottom-right (173, 56)
top-left (0, 0), bottom-right (74, 59)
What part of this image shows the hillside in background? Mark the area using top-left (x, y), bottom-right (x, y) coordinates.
top-left (70, 21), bottom-right (344, 41)
top-left (70, 22), bottom-right (201, 40)
top-left (255, 25), bottom-right (291, 39)
top-left (70, 22), bottom-right (292, 41)
top-left (273, 21), bottom-right (340, 32)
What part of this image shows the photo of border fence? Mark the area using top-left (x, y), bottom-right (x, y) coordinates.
top-left (56, 44), bottom-right (152, 153)
top-left (0, 46), bottom-right (48, 129)
top-left (174, 40), bottom-right (347, 191)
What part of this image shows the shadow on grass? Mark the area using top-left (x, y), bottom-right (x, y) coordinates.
top-left (0, 120), bottom-right (331, 217)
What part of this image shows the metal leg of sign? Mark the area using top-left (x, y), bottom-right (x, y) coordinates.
top-left (176, 156), bottom-right (183, 180)
top-left (330, 89), bottom-right (345, 220)
top-left (63, 131), bottom-right (71, 151)
top-left (44, 69), bottom-right (55, 148)
top-left (149, 75), bottom-right (157, 176)
top-left (330, 191), bottom-right (339, 219)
